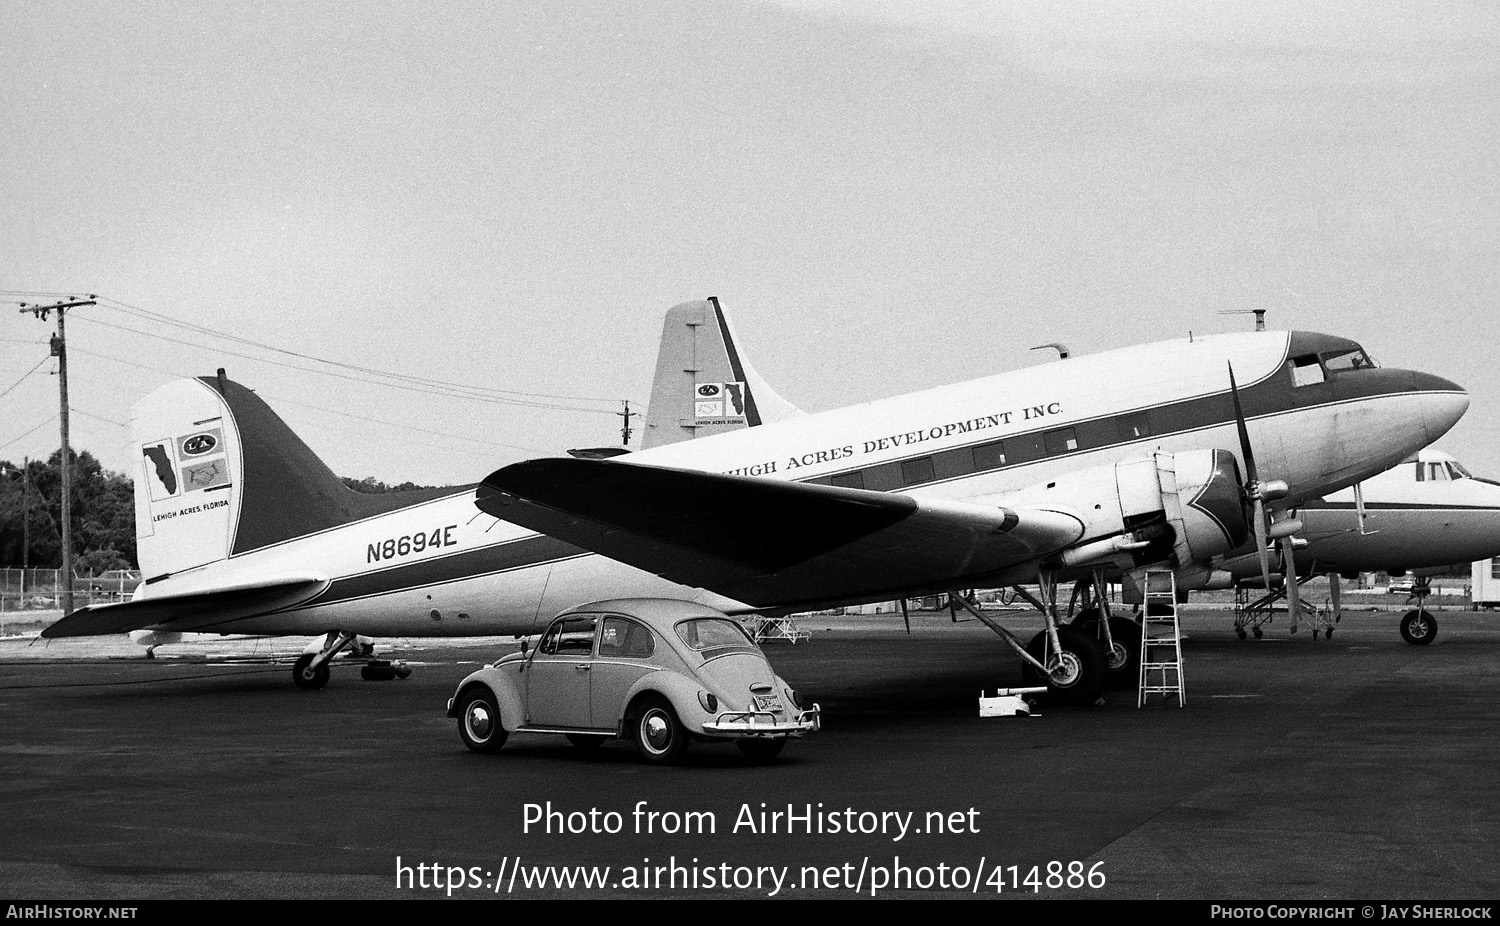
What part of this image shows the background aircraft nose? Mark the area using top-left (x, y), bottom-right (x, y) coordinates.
top-left (1410, 371), bottom-right (1468, 443)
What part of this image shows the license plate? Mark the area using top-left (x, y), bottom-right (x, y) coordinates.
top-left (753, 694), bottom-right (783, 712)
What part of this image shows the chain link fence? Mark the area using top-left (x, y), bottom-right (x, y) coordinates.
top-left (0, 567), bottom-right (141, 613)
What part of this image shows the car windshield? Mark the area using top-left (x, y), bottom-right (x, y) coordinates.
top-left (675, 618), bottom-right (756, 654)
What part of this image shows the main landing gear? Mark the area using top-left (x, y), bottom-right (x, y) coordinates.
top-left (292, 631), bottom-right (411, 689)
top-left (950, 572), bottom-right (1108, 706)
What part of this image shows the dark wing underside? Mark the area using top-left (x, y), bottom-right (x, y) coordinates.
top-left (477, 458), bottom-right (1082, 609)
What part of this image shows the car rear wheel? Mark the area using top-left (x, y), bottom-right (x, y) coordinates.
top-left (631, 695), bottom-right (688, 765)
top-left (457, 687), bottom-right (507, 753)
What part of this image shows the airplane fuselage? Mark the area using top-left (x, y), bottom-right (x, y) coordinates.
top-left (130, 329), bottom-right (1465, 638)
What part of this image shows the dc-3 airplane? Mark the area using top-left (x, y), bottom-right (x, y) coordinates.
top-left (42, 299), bottom-right (1468, 703)
top-left (1217, 448), bottom-right (1500, 645)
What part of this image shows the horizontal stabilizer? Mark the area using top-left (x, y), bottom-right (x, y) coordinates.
top-left (41, 575), bottom-right (330, 638)
top-left (477, 458), bottom-right (1082, 609)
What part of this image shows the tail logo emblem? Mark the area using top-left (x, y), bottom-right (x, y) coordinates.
top-left (182, 433), bottom-right (218, 456)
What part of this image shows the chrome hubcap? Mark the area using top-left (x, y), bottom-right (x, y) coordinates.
top-left (466, 704), bottom-right (493, 741)
top-left (642, 710), bottom-right (672, 752)
top-left (1049, 652), bottom-right (1083, 687)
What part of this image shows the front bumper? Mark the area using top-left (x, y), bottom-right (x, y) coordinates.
top-left (702, 704), bottom-right (821, 738)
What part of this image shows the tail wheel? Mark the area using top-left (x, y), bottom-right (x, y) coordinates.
top-left (292, 654), bottom-right (330, 691)
top-left (631, 695), bottom-right (689, 764)
top-left (1400, 610), bottom-right (1437, 646)
top-left (457, 687), bottom-right (508, 753)
top-left (1022, 625), bottom-right (1107, 706)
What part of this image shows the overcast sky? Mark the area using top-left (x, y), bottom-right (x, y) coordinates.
top-left (3, 1), bottom-right (1497, 487)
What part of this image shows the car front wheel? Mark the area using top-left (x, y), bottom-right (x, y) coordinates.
top-left (631, 695), bottom-right (688, 765)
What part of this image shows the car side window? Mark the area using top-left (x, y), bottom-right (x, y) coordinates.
top-left (539, 616), bottom-right (598, 656)
top-left (598, 616), bottom-right (655, 659)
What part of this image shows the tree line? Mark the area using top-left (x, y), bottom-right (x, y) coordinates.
top-left (0, 450), bottom-right (433, 573)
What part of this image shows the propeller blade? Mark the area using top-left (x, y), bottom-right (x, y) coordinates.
top-left (1227, 363), bottom-right (1259, 487)
top-left (1253, 496), bottom-right (1274, 592)
top-left (1280, 533), bottom-right (1301, 631)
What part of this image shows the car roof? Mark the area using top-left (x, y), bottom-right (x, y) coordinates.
top-left (556, 598), bottom-right (734, 626)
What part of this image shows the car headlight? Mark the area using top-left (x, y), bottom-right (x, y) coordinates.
top-left (697, 691), bottom-right (718, 712)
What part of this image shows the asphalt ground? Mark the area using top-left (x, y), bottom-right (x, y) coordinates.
top-left (1, 606), bottom-right (1497, 902)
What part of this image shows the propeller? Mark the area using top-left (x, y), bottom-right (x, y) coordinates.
top-left (1227, 364), bottom-right (1302, 621)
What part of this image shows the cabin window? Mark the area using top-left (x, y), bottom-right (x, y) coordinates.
top-left (830, 471), bottom-right (865, 490)
top-left (1289, 355), bottom-right (1326, 387)
top-left (1117, 412), bottom-right (1151, 440)
top-left (598, 616), bottom-right (654, 658)
top-left (1043, 427), bottom-right (1079, 456)
top-left (900, 456), bottom-right (935, 486)
top-left (972, 440), bottom-right (1007, 471)
top-left (1491, 559), bottom-right (1500, 580)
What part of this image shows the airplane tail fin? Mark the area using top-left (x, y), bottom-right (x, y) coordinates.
top-left (640, 297), bottom-right (804, 450)
top-left (132, 372), bottom-right (454, 579)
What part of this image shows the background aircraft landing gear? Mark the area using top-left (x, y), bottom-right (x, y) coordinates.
top-left (1400, 609), bottom-right (1437, 646)
top-left (292, 653), bottom-right (330, 690)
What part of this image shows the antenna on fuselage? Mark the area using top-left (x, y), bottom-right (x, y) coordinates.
top-left (1030, 342), bottom-right (1070, 360)
top-left (1219, 309), bottom-right (1268, 331)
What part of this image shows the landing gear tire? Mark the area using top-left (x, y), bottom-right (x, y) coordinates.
top-left (1021, 625), bottom-right (1107, 706)
top-left (457, 687), bottom-right (507, 753)
top-left (1073, 612), bottom-right (1141, 689)
top-left (1400, 609), bottom-right (1437, 646)
top-left (292, 653), bottom-right (330, 691)
top-left (735, 738), bottom-right (786, 763)
top-left (1253, 627), bottom-right (1264, 640)
top-left (631, 695), bottom-right (689, 765)
top-left (1236, 628), bottom-right (1248, 640)
top-left (566, 734), bottom-right (608, 751)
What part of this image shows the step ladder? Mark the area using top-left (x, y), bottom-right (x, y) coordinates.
top-left (1138, 569), bottom-right (1185, 707)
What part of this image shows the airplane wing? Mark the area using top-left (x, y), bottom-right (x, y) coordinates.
top-left (40, 575), bottom-right (330, 638)
top-left (476, 458), bottom-right (1083, 609)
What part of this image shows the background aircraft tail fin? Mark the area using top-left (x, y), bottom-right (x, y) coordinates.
top-left (132, 372), bottom-right (457, 578)
top-left (640, 297), bottom-right (804, 450)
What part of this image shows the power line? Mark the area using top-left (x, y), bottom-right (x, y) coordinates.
top-left (72, 311), bottom-right (621, 415)
top-left (0, 415), bottom-right (58, 453)
top-left (0, 356), bottom-right (50, 402)
top-left (89, 296), bottom-right (631, 409)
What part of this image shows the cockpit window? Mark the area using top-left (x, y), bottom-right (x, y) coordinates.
top-left (1289, 355), bottom-right (1326, 387)
top-left (1321, 348), bottom-right (1377, 373)
top-left (1417, 462), bottom-right (1453, 482)
top-left (1449, 461), bottom-right (1472, 480)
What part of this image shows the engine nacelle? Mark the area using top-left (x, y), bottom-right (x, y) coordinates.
top-left (997, 448), bottom-right (1249, 572)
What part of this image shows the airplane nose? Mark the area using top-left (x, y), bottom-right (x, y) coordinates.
top-left (1411, 371), bottom-right (1468, 443)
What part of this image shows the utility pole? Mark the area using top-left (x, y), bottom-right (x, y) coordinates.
top-left (18, 296), bottom-right (95, 615)
top-left (618, 399), bottom-right (639, 446)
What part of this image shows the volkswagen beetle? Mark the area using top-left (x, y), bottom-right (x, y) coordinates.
top-left (446, 598), bottom-right (820, 764)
